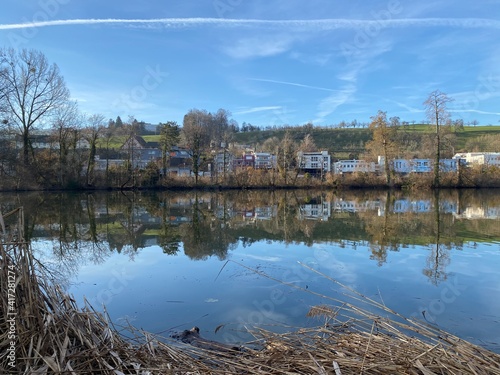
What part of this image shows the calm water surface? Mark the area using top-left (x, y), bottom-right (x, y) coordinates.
top-left (2, 189), bottom-right (499, 352)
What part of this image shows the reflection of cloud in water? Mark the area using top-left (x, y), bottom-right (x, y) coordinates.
top-left (238, 254), bottom-right (282, 262)
top-left (394, 252), bottom-right (426, 265)
top-left (310, 245), bottom-right (358, 285)
top-left (221, 306), bottom-right (292, 327)
top-left (204, 298), bottom-right (219, 303)
top-left (116, 315), bottom-right (138, 324)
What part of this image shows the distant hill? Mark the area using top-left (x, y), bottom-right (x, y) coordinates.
top-left (97, 125), bottom-right (500, 159)
top-left (233, 125), bottom-right (500, 159)
top-left (234, 127), bottom-right (372, 159)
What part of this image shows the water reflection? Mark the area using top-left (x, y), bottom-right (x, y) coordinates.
top-left (1, 189), bottom-right (499, 286)
top-left (2, 189), bottom-right (500, 352)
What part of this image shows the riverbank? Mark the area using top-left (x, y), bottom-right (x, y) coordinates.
top-left (2, 209), bottom-right (500, 374)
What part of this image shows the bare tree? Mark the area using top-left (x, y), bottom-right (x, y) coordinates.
top-left (423, 90), bottom-right (454, 187)
top-left (0, 48), bottom-right (71, 167)
top-left (210, 108), bottom-right (232, 147)
top-left (366, 110), bottom-right (399, 185)
top-left (83, 113), bottom-right (106, 186)
top-left (389, 116), bottom-right (401, 127)
top-left (51, 101), bottom-right (81, 186)
top-left (298, 134), bottom-right (317, 152)
top-left (182, 109), bottom-right (211, 185)
top-left (277, 131), bottom-right (297, 184)
top-left (101, 123), bottom-right (116, 185)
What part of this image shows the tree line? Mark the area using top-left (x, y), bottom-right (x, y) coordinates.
top-left (0, 48), bottom-right (240, 190)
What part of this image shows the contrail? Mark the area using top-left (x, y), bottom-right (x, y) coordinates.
top-left (0, 17), bottom-right (499, 31)
top-left (234, 106), bottom-right (283, 115)
top-left (250, 78), bottom-right (337, 92)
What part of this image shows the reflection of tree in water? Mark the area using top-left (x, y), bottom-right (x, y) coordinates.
top-left (364, 192), bottom-right (399, 266)
top-left (423, 191), bottom-right (451, 285)
top-left (423, 243), bottom-right (451, 285)
top-left (362, 190), bottom-right (459, 284)
top-left (158, 221), bottom-right (181, 255)
top-left (181, 193), bottom-right (238, 260)
top-left (3, 188), bottom-right (496, 287)
top-left (361, 191), bottom-right (418, 266)
top-left (1, 192), bottom-right (114, 287)
top-left (151, 193), bottom-right (182, 255)
top-left (230, 190), bottom-right (317, 246)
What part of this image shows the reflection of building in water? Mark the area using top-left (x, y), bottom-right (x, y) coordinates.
top-left (299, 199), bottom-right (331, 221)
top-left (378, 199), bottom-right (458, 216)
top-left (214, 203), bottom-right (237, 221)
top-left (454, 206), bottom-right (500, 220)
top-left (165, 215), bottom-right (191, 225)
top-left (439, 200), bottom-right (458, 214)
top-left (393, 199), bottom-right (431, 213)
top-left (332, 199), bottom-right (381, 213)
top-left (241, 206), bottom-right (278, 221)
top-left (81, 201), bottom-right (123, 218)
top-left (169, 197), bottom-right (210, 207)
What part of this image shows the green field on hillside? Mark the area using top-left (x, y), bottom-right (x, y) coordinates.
top-left (234, 125), bottom-right (500, 156)
top-left (95, 125), bottom-right (500, 157)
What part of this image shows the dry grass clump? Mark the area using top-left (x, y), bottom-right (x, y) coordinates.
top-left (2, 208), bottom-right (500, 374)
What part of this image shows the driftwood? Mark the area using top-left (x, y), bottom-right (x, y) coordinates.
top-left (171, 326), bottom-right (241, 353)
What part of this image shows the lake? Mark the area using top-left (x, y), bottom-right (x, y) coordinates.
top-left (2, 188), bottom-right (499, 352)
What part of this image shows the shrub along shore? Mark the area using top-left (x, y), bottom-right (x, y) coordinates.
top-left (1, 166), bottom-right (500, 193)
top-left (2, 208), bottom-right (500, 374)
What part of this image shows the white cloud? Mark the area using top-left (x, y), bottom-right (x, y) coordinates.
top-left (339, 38), bottom-right (393, 82)
top-left (387, 99), bottom-right (424, 114)
top-left (451, 109), bottom-right (500, 116)
top-left (289, 51), bottom-right (332, 66)
top-left (250, 78), bottom-right (336, 92)
top-left (316, 84), bottom-right (356, 122)
top-left (223, 35), bottom-right (293, 59)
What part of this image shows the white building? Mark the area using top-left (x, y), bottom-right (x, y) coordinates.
top-left (391, 159), bottom-right (412, 173)
top-left (297, 151), bottom-right (331, 173)
top-left (253, 152), bottom-right (276, 169)
top-left (439, 159), bottom-right (459, 172)
top-left (378, 157), bottom-right (458, 173)
top-left (333, 160), bottom-right (375, 174)
top-left (214, 151), bottom-right (234, 173)
top-left (453, 152), bottom-right (500, 167)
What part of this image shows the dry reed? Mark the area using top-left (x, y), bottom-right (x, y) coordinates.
top-left (1, 208), bottom-right (500, 374)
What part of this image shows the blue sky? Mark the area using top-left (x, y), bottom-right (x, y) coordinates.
top-left (1, 0), bottom-right (499, 127)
